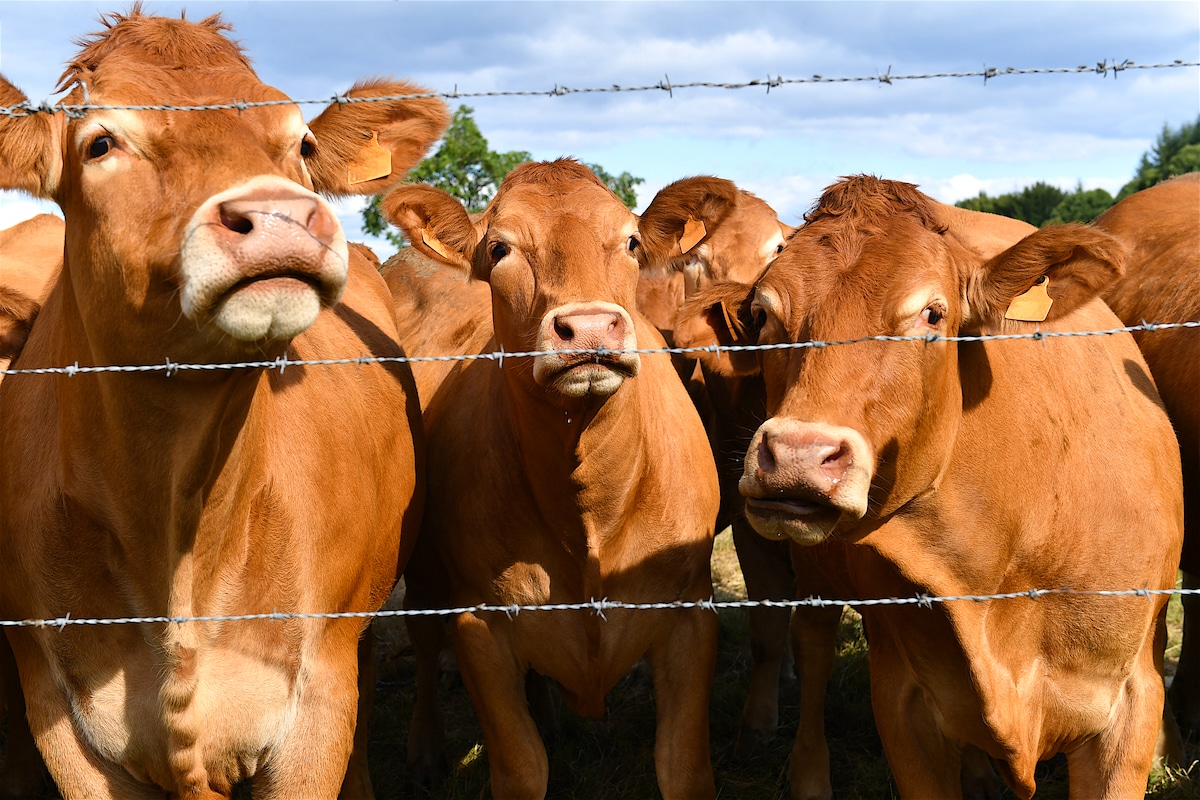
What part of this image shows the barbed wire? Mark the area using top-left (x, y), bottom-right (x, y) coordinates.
top-left (3, 59), bottom-right (1196, 118)
top-left (0, 586), bottom-right (1188, 630)
top-left (3, 319), bottom-right (1197, 378)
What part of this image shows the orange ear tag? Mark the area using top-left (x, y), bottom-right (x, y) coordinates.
top-left (1004, 276), bottom-right (1053, 322)
top-left (347, 132), bottom-right (393, 185)
top-left (421, 227), bottom-right (451, 259)
top-left (679, 217), bottom-right (707, 254)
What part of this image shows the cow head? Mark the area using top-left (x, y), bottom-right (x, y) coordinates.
top-left (640, 177), bottom-right (793, 291)
top-left (0, 9), bottom-right (448, 363)
top-left (677, 175), bottom-right (1125, 544)
top-left (384, 159), bottom-right (647, 399)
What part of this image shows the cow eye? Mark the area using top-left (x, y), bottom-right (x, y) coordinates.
top-left (627, 235), bottom-right (640, 254)
top-left (775, 243), bottom-right (785, 254)
top-left (489, 242), bottom-right (509, 262)
top-left (921, 306), bottom-right (945, 327)
top-left (87, 135), bottom-right (116, 160)
top-left (300, 138), bottom-right (315, 158)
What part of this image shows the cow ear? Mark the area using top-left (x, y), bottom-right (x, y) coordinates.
top-left (0, 77), bottom-right (63, 199)
top-left (638, 176), bottom-right (740, 273)
top-left (306, 79), bottom-right (450, 197)
top-left (966, 224), bottom-right (1126, 328)
top-left (0, 286), bottom-right (41, 361)
top-left (381, 184), bottom-right (478, 274)
top-left (673, 281), bottom-right (761, 377)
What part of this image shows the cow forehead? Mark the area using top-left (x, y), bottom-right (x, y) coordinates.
top-left (490, 182), bottom-right (637, 244)
top-left (764, 216), bottom-right (953, 323)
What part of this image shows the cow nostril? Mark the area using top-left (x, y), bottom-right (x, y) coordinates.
top-left (219, 207), bottom-right (254, 235)
top-left (553, 318), bottom-right (574, 342)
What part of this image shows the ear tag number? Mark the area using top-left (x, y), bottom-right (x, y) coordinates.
top-left (1004, 276), bottom-right (1053, 322)
top-left (421, 227), bottom-right (451, 259)
top-left (347, 132), bottom-right (392, 185)
top-left (680, 217), bottom-right (707, 254)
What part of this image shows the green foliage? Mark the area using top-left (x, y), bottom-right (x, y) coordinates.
top-left (1045, 182), bottom-right (1115, 225)
top-left (955, 181), bottom-right (1068, 227)
top-left (361, 106), bottom-right (642, 249)
top-left (1116, 117), bottom-right (1200, 201)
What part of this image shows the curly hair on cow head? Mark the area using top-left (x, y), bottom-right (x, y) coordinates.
top-left (805, 175), bottom-right (949, 236)
top-left (55, 2), bottom-right (251, 95)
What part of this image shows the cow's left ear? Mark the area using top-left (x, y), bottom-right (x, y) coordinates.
top-left (306, 79), bottom-right (450, 196)
top-left (673, 280), bottom-right (761, 377)
top-left (638, 176), bottom-right (740, 272)
top-left (381, 184), bottom-right (479, 274)
top-left (965, 224), bottom-right (1126, 328)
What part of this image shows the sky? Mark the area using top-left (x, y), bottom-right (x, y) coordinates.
top-left (1, 1), bottom-right (1197, 257)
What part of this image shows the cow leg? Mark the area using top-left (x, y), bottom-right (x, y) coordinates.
top-left (1168, 571), bottom-right (1200, 734)
top-left (868, 643), bottom-right (965, 800)
top-left (786, 603), bottom-right (840, 800)
top-left (731, 517), bottom-right (794, 758)
top-left (647, 608), bottom-right (718, 800)
top-left (405, 614), bottom-right (448, 785)
top-left (453, 613), bottom-right (547, 799)
top-left (256, 626), bottom-right (361, 800)
top-left (338, 626), bottom-right (376, 800)
top-left (1064, 664), bottom-right (1163, 799)
top-left (960, 745), bottom-right (1003, 800)
top-left (1, 635), bottom-right (49, 799)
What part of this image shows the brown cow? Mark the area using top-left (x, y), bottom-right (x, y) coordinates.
top-left (1100, 172), bottom-right (1200, 734)
top-left (637, 179), bottom-right (800, 755)
top-left (0, 9), bottom-right (447, 799)
top-left (381, 160), bottom-right (721, 799)
top-left (0, 213), bottom-right (62, 798)
top-left (678, 175), bottom-right (1182, 799)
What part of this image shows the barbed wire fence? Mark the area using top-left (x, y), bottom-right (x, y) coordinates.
top-left (2, 56), bottom-right (1199, 630)
top-left (1, 58), bottom-right (1196, 118)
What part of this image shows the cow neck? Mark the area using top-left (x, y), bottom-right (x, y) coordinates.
top-left (500, 366), bottom-right (648, 551)
top-left (54, 266), bottom-right (270, 615)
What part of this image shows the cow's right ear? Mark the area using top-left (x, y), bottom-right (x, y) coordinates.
top-left (0, 77), bottom-right (63, 199)
top-left (381, 184), bottom-right (478, 274)
top-left (672, 281), bottom-right (761, 377)
top-left (638, 176), bottom-right (740, 272)
top-left (0, 286), bottom-right (40, 361)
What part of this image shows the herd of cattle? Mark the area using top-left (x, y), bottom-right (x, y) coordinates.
top-left (0, 8), bottom-right (1198, 800)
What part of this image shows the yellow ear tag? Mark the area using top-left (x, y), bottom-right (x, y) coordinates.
top-left (421, 227), bottom-right (451, 259)
top-left (1004, 276), bottom-right (1053, 322)
top-left (680, 217), bottom-right (707, 254)
top-left (347, 132), bottom-right (393, 185)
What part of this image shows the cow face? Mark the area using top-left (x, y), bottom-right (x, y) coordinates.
top-left (0, 10), bottom-right (447, 362)
top-left (678, 176), bottom-right (1125, 545)
top-left (385, 159), bottom-right (644, 399)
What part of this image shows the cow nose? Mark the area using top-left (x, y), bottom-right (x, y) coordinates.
top-left (215, 195), bottom-right (341, 253)
top-left (550, 310), bottom-right (628, 352)
top-left (758, 430), bottom-right (854, 487)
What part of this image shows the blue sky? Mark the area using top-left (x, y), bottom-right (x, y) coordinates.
top-left (1, 1), bottom-right (1197, 256)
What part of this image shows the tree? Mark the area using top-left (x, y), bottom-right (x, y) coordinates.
top-left (956, 181), bottom-right (1068, 227)
top-left (1045, 183), bottom-right (1114, 225)
top-left (1115, 117), bottom-right (1200, 200)
top-left (361, 106), bottom-right (643, 248)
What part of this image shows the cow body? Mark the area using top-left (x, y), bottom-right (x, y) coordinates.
top-left (0, 10), bottom-right (447, 798)
top-left (1100, 172), bottom-right (1200, 733)
top-left (680, 176), bottom-right (1182, 799)
top-left (382, 161), bottom-right (721, 799)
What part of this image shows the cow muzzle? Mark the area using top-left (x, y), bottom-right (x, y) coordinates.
top-left (180, 176), bottom-right (348, 343)
top-left (533, 302), bottom-right (641, 397)
top-left (739, 418), bottom-right (873, 545)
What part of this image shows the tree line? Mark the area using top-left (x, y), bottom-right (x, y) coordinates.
top-left (956, 117), bottom-right (1200, 226)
